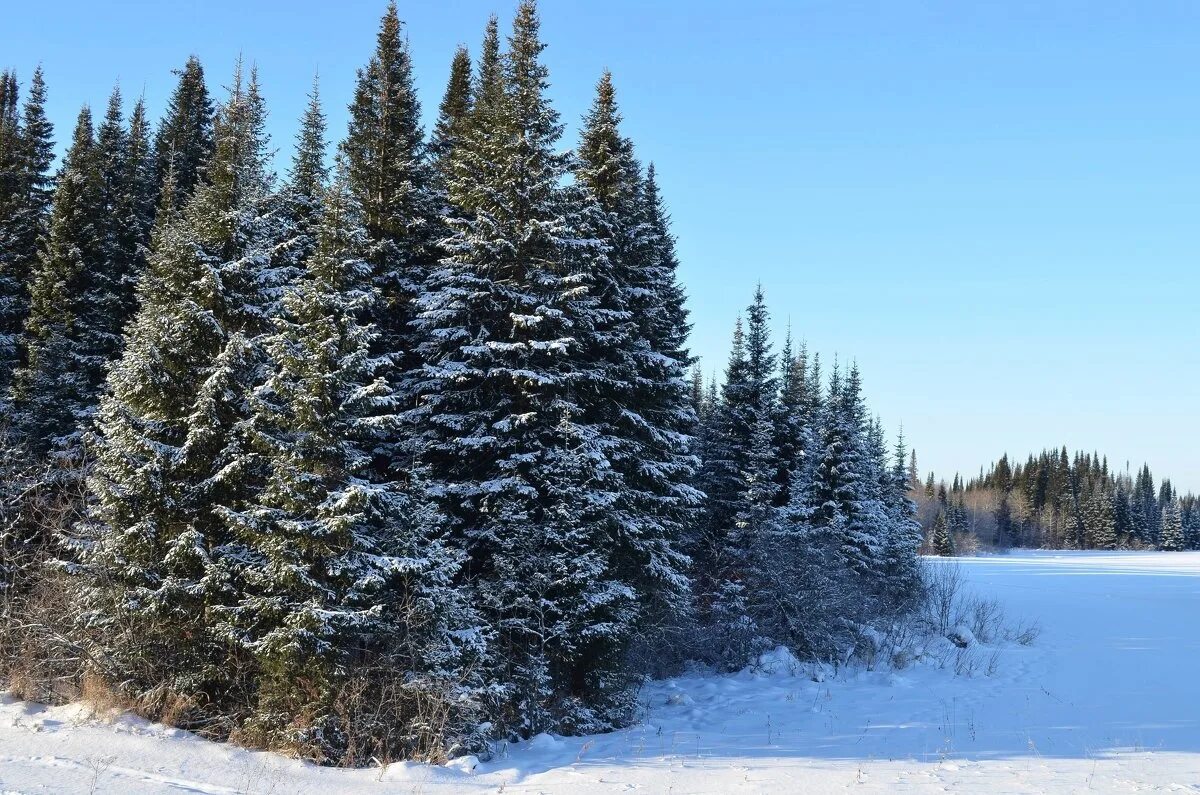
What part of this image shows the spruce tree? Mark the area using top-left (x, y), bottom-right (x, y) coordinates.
top-left (1160, 499), bottom-right (1185, 551)
top-left (428, 45), bottom-right (473, 175)
top-left (0, 70), bottom-right (24, 395)
top-left (573, 71), bottom-right (696, 656)
top-left (812, 362), bottom-right (887, 587)
top-left (154, 55), bottom-right (215, 207)
top-left (10, 106), bottom-right (105, 451)
top-left (931, 510), bottom-right (954, 556)
top-left (341, 1), bottom-right (436, 422)
top-left (693, 318), bottom-right (750, 622)
top-left (883, 429), bottom-right (923, 606)
top-left (83, 62), bottom-right (291, 713)
top-left (1182, 501), bottom-right (1200, 550)
top-left (217, 172), bottom-right (481, 760)
top-left (413, 0), bottom-right (635, 735)
top-left (1086, 489), bottom-right (1118, 550)
top-left (116, 96), bottom-right (158, 320)
top-left (0, 67), bottom-right (54, 397)
top-left (281, 76), bottom-right (329, 269)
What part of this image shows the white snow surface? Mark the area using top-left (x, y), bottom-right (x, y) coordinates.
top-left (3, 551), bottom-right (1200, 793)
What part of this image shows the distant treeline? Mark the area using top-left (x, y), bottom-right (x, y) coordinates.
top-left (914, 448), bottom-right (1198, 554)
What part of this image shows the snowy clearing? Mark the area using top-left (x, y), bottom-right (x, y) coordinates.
top-left (3, 551), bottom-right (1200, 794)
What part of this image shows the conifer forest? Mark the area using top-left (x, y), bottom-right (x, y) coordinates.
top-left (0, 1), bottom-right (922, 763)
top-left (1, 3), bottom-right (1197, 789)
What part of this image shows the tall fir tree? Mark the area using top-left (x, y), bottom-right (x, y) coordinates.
top-left (883, 429), bottom-right (923, 606)
top-left (573, 70), bottom-right (697, 657)
top-left (281, 76), bottom-right (330, 270)
top-left (1160, 498), bottom-right (1185, 551)
top-left (428, 45), bottom-right (473, 176)
top-left (115, 95), bottom-right (159, 321)
top-left (931, 510), bottom-right (954, 556)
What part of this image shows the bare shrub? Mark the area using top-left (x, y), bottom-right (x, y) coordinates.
top-left (1006, 619), bottom-right (1042, 646)
top-left (920, 560), bottom-right (967, 634)
top-left (967, 597), bottom-right (1004, 644)
top-left (952, 647), bottom-right (978, 677)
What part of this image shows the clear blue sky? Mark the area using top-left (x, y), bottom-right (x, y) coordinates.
top-left (6, 1), bottom-right (1199, 490)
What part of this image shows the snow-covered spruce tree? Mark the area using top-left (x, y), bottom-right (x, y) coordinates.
top-left (1160, 499), bottom-right (1185, 551)
top-left (0, 67), bottom-right (54, 401)
top-left (413, 0), bottom-right (636, 736)
top-left (881, 429), bottom-right (923, 609)
top-left (772, 331), bottom-right (804, 507)
top-left (691, 318), bottom-right (748, 645)
top-left (341, 2), bottom-right (437, 429)
top-left (1086, 489), bottom-right (1118, 550)
top-left (81, 63), bottom-right (293, 721)
top-left (802, 361), bottom-right (895, 613)
top-left (1183, 502), bottom-right (1200, 550)
top-left (930, 510), bottom-right (954, 556)
top-left (773, 349), bottom-right (869, 657)
top-left (1134, 465), bottom-right (1159, 545)
top-left (116, 95), bottom-right (159, 319)
top-left (215, 170), bottom-right (483, 762)
top-left (12, 87), bottom-right (154, 456)
top-left (9, 106), bottom-right (105, 453)
top-left (0, 70), bottom-right (23, 401)
top-left (154, 55), bottom-right (214, 209)
top-left (278, 76), bottom-right (329, 277)
top-left (573, 72), bottom-right (696, 669)
top-left (691, 287), bottom-right (785, 667)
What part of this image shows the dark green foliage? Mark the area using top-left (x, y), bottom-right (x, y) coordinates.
top-left (412, 0), bottom-right (639, 735)
top-left (429, 45), bottom-right (473, 173)
top-left (931, 511), bottom-right (954, 556)
top-left (920, 450), bottom-right (1197, 551)
top-left (83, 62), bottom-right (291, 716)
top-left (0, 68), bottom-right (54, 396)
top-left (341, 1), bottom-right (436, 412)
top-left (217, 174), bottom-right (481, 761)
top-left (3, 1), bottom-right (931, 765)
top-left (154, 56), bottom-right (214, 208)
top-left (10, 106), bottom-right (105, 451)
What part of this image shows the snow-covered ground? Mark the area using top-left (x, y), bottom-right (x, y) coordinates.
top-left (3, 551), bottom-right (1200, 794)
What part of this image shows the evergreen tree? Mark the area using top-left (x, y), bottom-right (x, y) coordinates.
top-left (82, 62), bottom-right (292, 713)
top-left (428, 45), bottom-right (473, 176)
top-left (0, 67), bottom-right (54, 397)
top-left (341, 1), bottom-right (436, 421)
top-left (412, 0), bottom-right (635, 735)
top-left (281, 76), bottom-right (329, 270)
top-left (1182, 501), bottom-right (1200, 550)
top-left (116, 95), bottom-right (158, 319)
top-left (573, 70), bottom-right (696, 657)
top-left (154, 55), bottom-right (215, 207)
top-left (1160, 499), bottom-right (1185, 551)
top-left (1086, 489), bottom-right (1118, 550)
top-left (931, 510), bottom-right (954, 556)
top-left (217, 173), bottom-right (481, 760)
top-left (773, 332), bottom-right (807, 507)
top-left (10, 106), bottom-right (105, 451)
top-left (811, 362), bottom-right (887, 588)
top-left (883, 429), bottom-right (923, 606)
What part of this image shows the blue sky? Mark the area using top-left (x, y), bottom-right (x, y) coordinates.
top-left (6, 1), bottom-right (1198, 490)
